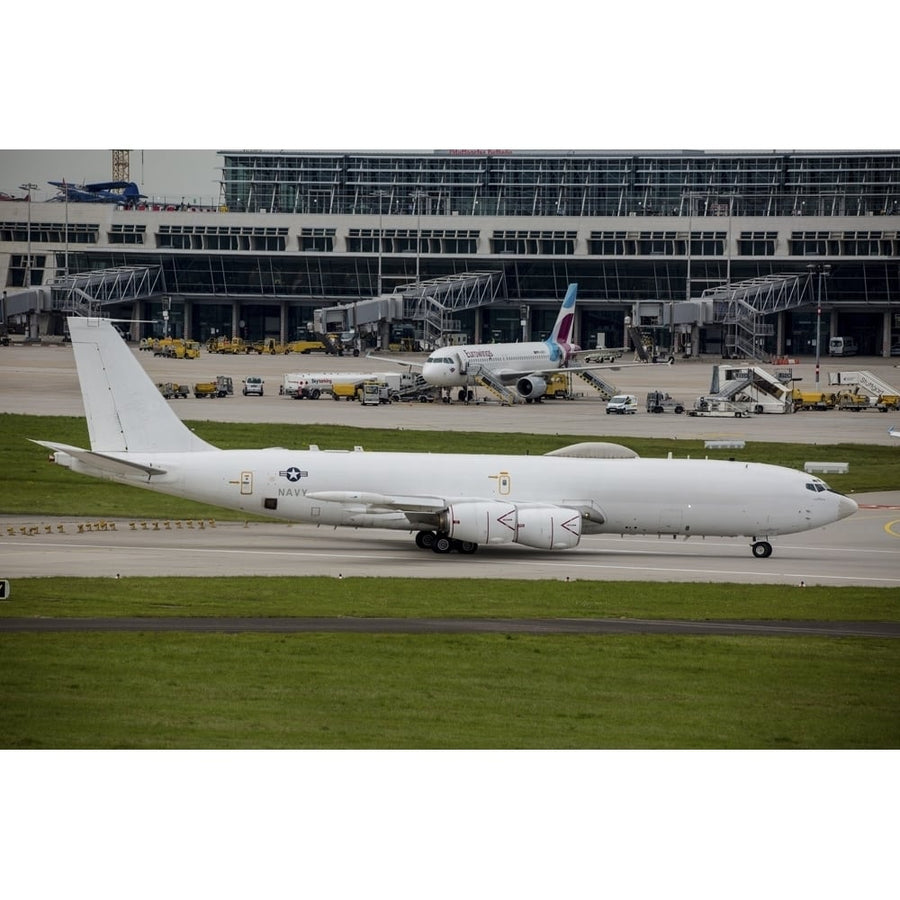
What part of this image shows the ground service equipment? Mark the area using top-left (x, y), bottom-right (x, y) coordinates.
top-left (646, 390), bottom-right (685, 414)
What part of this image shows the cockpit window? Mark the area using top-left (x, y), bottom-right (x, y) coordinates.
top-left (805, 481), bottom-right (828, 493)
top-left (426, 356), bottom-right (454, 364)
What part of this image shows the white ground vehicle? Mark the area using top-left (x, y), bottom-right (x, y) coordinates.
top-left (646, 390), bottom-right (685, 414)
top-left (606, 394), bottom-right (638, 414)
top-left (242, 376), bottom-right (264, 396)
top-left (282, 371), bottom-right (394, 399)
top-left (829, 336), bottom-right (858, 356)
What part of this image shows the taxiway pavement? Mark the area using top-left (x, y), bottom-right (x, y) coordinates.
top-left (2, 491), bottom-right (898, 586)
top-left (3, 340), bottom-right (900, 444)
top-left (2, 342), bottom-right (899, 586)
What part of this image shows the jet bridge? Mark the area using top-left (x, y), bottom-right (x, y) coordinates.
top-left (49, 265), bottom-right (165, 316)
top-left (314, 271), bottom-right (506, 349)
top-left (398, 272), bottom-right (506, 348)
top-left (700, 273), bottom-right (811, 360)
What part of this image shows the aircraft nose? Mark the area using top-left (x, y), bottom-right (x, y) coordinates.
top-left (837, 495), bottom-right (858, 519)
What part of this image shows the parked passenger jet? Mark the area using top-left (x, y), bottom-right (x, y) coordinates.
top-left (34, 317), bottom-right (857, 558)
top-left (392, 283), bottom-right (653, 401)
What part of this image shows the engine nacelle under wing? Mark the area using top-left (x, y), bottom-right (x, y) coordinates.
top-left (515, 375), bottom-right (548, 399)
top-left (514, 505), bottom-right (582, 549)
top-left (443, 501), bottom-right (518, 545)
top-left (442, 501), bottom-right (582, 549)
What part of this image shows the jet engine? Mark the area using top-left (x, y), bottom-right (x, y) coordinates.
top-left (514, 505), bottom-right (582, 549)
top-left (515, 375), bottom-right (548, 399)
top-left (443, 501), bottom-right (518, 545)
top-left (441, 501), bottom-right (582, 549)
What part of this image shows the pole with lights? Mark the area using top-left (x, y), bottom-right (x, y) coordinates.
top-left (807, 263), bottom-right (831, 390)
top-left (19, 183), bottom-right (39, 288)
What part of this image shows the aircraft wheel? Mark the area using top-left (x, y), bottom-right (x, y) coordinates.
top-left (415, 530), bottom-right (436, 549)
top-left (752, 541), bottom-right (773, 559)
top-left (432, 534), bottom-right (453, 554)
top-left (457, 389), bottom-right (468, 402)
top-left (455, 540), bottom-right (478, 555)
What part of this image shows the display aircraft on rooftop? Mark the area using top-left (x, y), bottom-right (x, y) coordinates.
top-left (48, 180), bottom-right (145, 204)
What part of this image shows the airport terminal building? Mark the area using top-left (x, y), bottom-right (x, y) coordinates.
top-left (2, 149), bottom-right (898, 357)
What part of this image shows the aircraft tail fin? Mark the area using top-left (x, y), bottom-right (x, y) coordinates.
top-left (67, 316), bottom-right (217, 454)
top-left (547, 283), bottom-right (578, 345)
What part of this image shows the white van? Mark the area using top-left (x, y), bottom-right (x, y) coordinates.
top-left (829, 336), bottom-right (858, 357)
top-left (606, 394), bottom-right (638, 414)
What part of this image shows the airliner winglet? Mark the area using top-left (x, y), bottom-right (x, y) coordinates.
top-left (39, 316), bottom-right (858, 559)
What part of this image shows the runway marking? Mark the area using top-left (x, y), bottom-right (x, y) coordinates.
top-left (3, 533), bottom-right (899, 586)
top-left (884, 519), bottom-right (900, 539)
top-left (3, 534), bottom-right (899, 562)
top-left (512, 558), bottom-right (900, 584)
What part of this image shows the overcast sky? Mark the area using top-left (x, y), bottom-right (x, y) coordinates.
top-left (3, 3), bottom-right (895, 205)
top-left (0, 149), bottom-right (221, 203)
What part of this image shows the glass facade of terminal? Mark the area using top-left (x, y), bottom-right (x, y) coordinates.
top-left (2, 150), bottom-right (898, 353)
top-left (220, 150), bottom-right (900, 218)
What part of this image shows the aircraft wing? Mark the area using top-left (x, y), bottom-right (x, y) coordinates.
top-left (84, 181), bottom-right (132, 191)
top-left (305, 489), bottom-right (606, 534)
top-left (31, 441), bottom-right (167, 477)
top-left (565, 359), bottom-right (672, 374)
top-left (491, 359), bottom-right (667, 385)
top-left (364, 353), bottom-right (423, 371)
top-left (306, 490), bottom-right (449, 529)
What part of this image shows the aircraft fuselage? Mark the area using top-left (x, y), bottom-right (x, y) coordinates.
top-left (422, 342), bottom-right (572, 387)
top-left (50, 447), bottom-right (856, 543)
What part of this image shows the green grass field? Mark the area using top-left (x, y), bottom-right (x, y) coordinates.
top-left (1, 578), bottom-right (898, 749)
top-left (3, 631), bottom-right (896, 749)
top-left (2, 414), bottom-right (898, 749)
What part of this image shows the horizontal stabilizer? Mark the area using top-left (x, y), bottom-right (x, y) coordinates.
top-left (32, 440), bottom-right (167, 477)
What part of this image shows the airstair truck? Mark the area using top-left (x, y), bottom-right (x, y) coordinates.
top-left (705, 365), bottom-right (793, 415)
top-left (828, 370), bottom-right (900, 411)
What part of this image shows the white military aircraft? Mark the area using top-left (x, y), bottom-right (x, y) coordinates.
top-left (414, 283), bottom-right (660, 401)
top-left (35, 316), bottom-right (857, 558)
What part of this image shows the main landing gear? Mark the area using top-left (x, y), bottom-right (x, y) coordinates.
top-left (751, 540), bottom-right (773, 558)
top-left (415, 530), bottom-right (478, 555)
